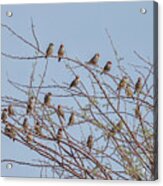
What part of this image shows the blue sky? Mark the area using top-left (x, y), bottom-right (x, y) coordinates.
top-left (1, 1), bottom-right (154, 178)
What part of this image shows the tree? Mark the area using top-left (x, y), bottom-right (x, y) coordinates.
top-left (1, 21), bottom-right (157, 180)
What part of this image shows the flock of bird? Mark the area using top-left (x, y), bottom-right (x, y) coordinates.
top-left (1, 43), bottom-right (143, 151)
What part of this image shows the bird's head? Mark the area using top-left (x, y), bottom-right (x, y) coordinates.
top-left (60, 44), bottom-right (64, 48)
top-left (96, 53), bottom-right (100, 57)
top-left (123, 76), bottom-right (129, 83)
top-left (89, 135), bottom-right (93, 139)
top-left (30, 96), bottom-right (36, 101)
top-left (36, 121), bottom-right (40, 126)
top-left (107, 61), bottom-right (112, 65)
top-left (48, 92), bottom-right (52, 96)
top-left (59, 128), bottom-right (63, 132)
top-left (58, 105), bottom-right (62, 109)
top-left (24, 118), bottom-right (28, 122)
top-left (76, 76), bottom-right (80, 80)
top-left (3, 108), bottom-right (7, 112)
top-left (138, 77), bottom-right (142, 82)
top-left (49, 43), bottom-right (54, 47)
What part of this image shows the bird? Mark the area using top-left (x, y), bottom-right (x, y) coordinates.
top-left (57, 128), bottom-right (63, 144)
top-left (58, 105), bottom-right (65, 120)
top-left (108, 128), bottom-right (116, 138)
top-left (117, 76), bottom-right (129, 91)
top-left (125, 84), bottom-right (134, 99)
top-left (8, 104), bottom-right (15, 116)
top-left (115, 120), bottom-right (124, 133)
top-left (134, 77), bottom-right (142, 94)
top-left (22, 118), bottom-right (29, 133)
top-left (135, 105), bottom-right (141, 119)
top-left (45, 43), bottom-right (54, 58)
top-left (58, 44), bottom-right (65, 62)
top-left (26, 96), bottom-right (36, 114)
top-left (87, 135), bottom-right (93, 151)
top-left (68, 112), bottom-right (75, 126)
top-left (69, 76), bottom-right (80, 89)
top-left (34, 121), bottom-right (42, 136)
top-left (87, 53), bottom-right (100, 66)
top-left (44, 92), bottom-right (52, 106)
top-left (108, 121), bottom-right (124, 138)
top-left (101, 61), bottom-right (112, 74)
top-left (4, 123), bottom-right (16, 141)
top-left (26, 132), bottom-right (33, 143)
top-left (1, 108), bottom-right (8, 123)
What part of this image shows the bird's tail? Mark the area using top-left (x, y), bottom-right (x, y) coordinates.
top-left (58, 57), bottom-right (61, 62)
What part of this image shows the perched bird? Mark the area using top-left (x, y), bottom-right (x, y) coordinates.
top-left (101, 61), bottom-right (112, 74)
top-left (115, 120), bottom-right (124, 133)
top-left (22, 118), bottom-right (29, 133)
top-left (108, 128), bottom-right (116, 138)
top-left (26, 132), bottom-right (33, 143)
top-left (5, 123), bottom-right (16, 141)
top-left (57, 128), bottom-right (63, 144)
top-left (125, 84), bottom-right (134, 99)
top-left (117, 76), bottom-right (129, 91)
top-left (26, 96), bottom-right (36, 114)
top-left (69, 76), bottom-right (80, 89)
top-left (108, 121), bottom-right (124, 138)
top-left (58, 105), bottom-right (65, 120)
top-left (87, 135), bottom-right (93, 151)
top-left (87, 53), bottom-right (100, 66)
top-left (68, 112), bottom-right (75, 126)
top-left (34, 121), bottom-right (42, 136)
top-left (45, 43), bottom-right (54, 58)
top-left (44, 92), bottom-right (52, 106)
top-left (58, 44), bottom-right (65, 62)
top-left (8, 104), bottom-right (15, 117)
top-left (1, 108), bottom-right (8, 123)
top-left (134, 77), bottom-right (142, 94)
top-left (135, 105), bottom-right (141, 119)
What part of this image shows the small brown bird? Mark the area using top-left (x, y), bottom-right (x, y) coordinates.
top-left (44, 92), bottom-right (52, 106)
top-left (108, 121), bottom-right (123, 138)
top-left (45, 43), bottom-right (54, 58)
top-left (109, 128), bottom-right (116, 138)
top-left (134, 77), bottom-right (142, 94)
top-left (1, 108), bottom-right (8, 123)
top-left (57, 128), bottom-right (63, 144)
top-left (58, 105), bottom-right (65, 120)
top-left (26, 96), bottom-right (36, 114)
top-left (115, 120), bottom-right (124, 133)
top-left (87, 53), bottom-right (100, 66)
top-left (117, 76), bottom-right (129, 91)
top-left (34, 121), bottom-right (42, 136)
top-left (8, 104), bottom-right (15, 116)
top-left (101, 61), bottom-right (112, 74)
top-left (135, 105), bottom-right (141, 119)
top-left (5, 123), bottom-right (16, 141)
top-left (87, 135), bottom-right (93, 151)
top-left (23, 118), bottom-right (29, 133)
top-left (68, 112), bottom-right (75, 126)
top-left (125, 84), bottom-right (134, 99)
top-left (26, 132), bottom-right (33, 143)
top-left (58, 44), bottom-right (65, 62)
top-left (69, 76), bottom-right (80, 89)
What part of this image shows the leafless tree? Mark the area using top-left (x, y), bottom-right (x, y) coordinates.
top-left (1, 21), bottom-right (157, 180)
